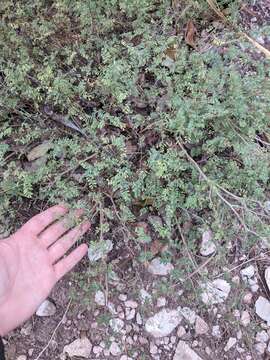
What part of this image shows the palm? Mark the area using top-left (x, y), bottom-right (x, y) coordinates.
top-left (0, 205), bottom-right (89, 335)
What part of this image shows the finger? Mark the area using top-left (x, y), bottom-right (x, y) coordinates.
top-left (39, 209), bottom-right (84, 247)
top-left (54, 243), bottom-right (88, 281)
top-left (49, 221), bottom-right (90, 263)
top-left (22, 205), bottom-right (68, 235)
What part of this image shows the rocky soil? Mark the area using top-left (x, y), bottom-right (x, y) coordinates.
top-left (3, 1), bottom-right (270, 359)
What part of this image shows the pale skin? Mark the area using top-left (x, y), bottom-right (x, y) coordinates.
top-left (0, 205), bottom-right (90, 336)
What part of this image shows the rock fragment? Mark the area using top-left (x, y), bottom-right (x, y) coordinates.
top-left (256, 330), bottom-right (269, 343)
top-left (63, 337), bottom-right (92, 358)
top-left (145, 309), bottom-right (182, 338)
top-left (109, 342), bottom-right (121, 356)
top-left (173, 341), bottom-right (203, 360)
top-left (255, 296), bottom-right (270, 325)
top-left (265, 267), bottom-right (270, 292)
top-left (240, 265), bottom-right (255, 279)
top-left (109, 318), bottom-right (124, 333)
top-left (95, 290), bottom-right (105, 306)
top-left (240, 311), bottom-right (250, 327)
top-left (224, 337), bottom-right (237, 352)
top-left (180, 307), bottom-right (196, 325)
top-left (148, 257), bottom-right (174, 276)
top-left (195, 316), bottom-right (209, 335)
top-left (200, 230), bottom-right (216, 256)
top-left (88, 240), bottom-right (113, 262)
top-left (201, 279), bottom-right (231, 305)
top-left (36, 300), bottom-right (56, 317)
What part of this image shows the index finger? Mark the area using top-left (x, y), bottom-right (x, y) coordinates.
top-left (22, 205), bottom-right (69, 235)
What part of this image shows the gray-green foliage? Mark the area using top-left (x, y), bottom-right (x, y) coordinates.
top-left (0, 1), bottom-right (269, 262)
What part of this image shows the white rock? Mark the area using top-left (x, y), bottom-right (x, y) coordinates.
top-left (251, 284), bottom-right (259, 293)
top-left (232, 275), bottom-right (240, 284)
top-left (125, 300), bottom-right (138, 308)
top-left (107, 301), bottom-right (117, 315)
top-left (255, 342), bottom-right (266, 355)
top-left (212, 325), bottom-right (221, 338)
top-left (63, 337), bottom-right (92, 358)
top-left (264, 200), bottom-right (270, 212)
top-left (240, 311), bottom-right (250, 327)
top-left (148, 257), bottom-right (174, 276)
top-left (256, 330), bottom-right (269, 343)
top-left (236, 345), bottom-right (245, 353)
top-left (145, 309), bottom-right (182, 338)
top-left (109, 342), bottom-right (121, 356)
top-left (240, 265), bottom-right (255, 279)
top-left (173, 340), bottom-right (203, 360)
top-left (180, 307), bottom-right (196, 325)
top-left (20, 322), bottom-right (32, 336)
top-left (150, 342), bottom-right (158, 354)
top-left (265, 267), bottom-right (270, 292)
top-left (195, 316), bottom-right (209, 335)
top-left (236, 330), bottom-right (242, 340)
top-left (95, 290), bottom-right (105, 306)
top-left (16, 356), bottom-right (27, 360)
top-left (109, 318), bottom-right (124, 333)
top-left (88, 240), bottom-right (113, 262)
top-left (255, 296), bottom-right (270, 325)
top-left (139, 336), bottom-right (148, 345)
top-left (243, 292), bottom-right (253, 304)
top-left (126, 308), bottom-right (136, 320)
top-left (140, 289), bottom-right (152, 303)
top-left (200, 230), bottom-right (216, 256)
top-left (224, 337), bottom-right (237, 352)
top-left (201, 279), bottom-right (231, 305)
top-left (93, 346), bottom-right (103, 355)
top-left (157, 297), bottom-right (167, 307)
top-left (36, 300), bottom-right (56, 317)
top-left (120, 356), bottom-right (132, 360)
top-left (177, 326), bottom-right (186, 338)
top-left (119, 294), bottom-right (128, 301)
top-left (136, 312), bottom-right (143, 325)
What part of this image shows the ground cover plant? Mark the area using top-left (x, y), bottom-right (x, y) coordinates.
top-left (0, 0), bottom-right (270, 358)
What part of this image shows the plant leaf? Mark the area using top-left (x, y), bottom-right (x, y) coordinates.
top-left (185, 20), bottom-right (197, 48)
top-left (27, 142), bottom-right (52, 161)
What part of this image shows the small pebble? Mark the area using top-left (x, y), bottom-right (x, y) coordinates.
top-left (255, 342), bottom-right (266, 355)
top-left (224, 337), bottom-right (237, 352)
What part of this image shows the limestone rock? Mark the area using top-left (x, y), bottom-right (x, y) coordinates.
top-left (265, 267), bottom-right (270, 292)
top-left (109, 342), bottom-right (121, 356)
top-left (36, 300), bottom-right (56, 317)
top-left (88, 240), bottom-right (113, 262)
top-left (109, 318), bottom-right (124, 333)
top-left (201, 279), bottom-right (231, 305)
top-left (145, 309), bottom-right (182, 338)
top-left (195, 316), bottom-right (209, 335)
top-left (140, 289), bottom-right (152, 303)
top-left (240, 311), bottom-right (250, 327)
top-left (63, 337), bottom-right (92, 358)
top-left (256, 330), bottom-right (269, 343)
top-left (224, 337), bottom-right (237, 352)
top-left (255, 296), bottom-right (270, 325)
top-left (95, 290), bottom-right (105, 306)
top-left (200, 230), bottom-right (216, 256)
top-left (148, 257), bottom-right (174, 276)
top-left (173, 341), bottom-right (203, 360)
top-left (180, 307), bottom-right (196, 325)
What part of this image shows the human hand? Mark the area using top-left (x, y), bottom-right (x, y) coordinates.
top-left (0, 205), bottom-right (90, 336)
